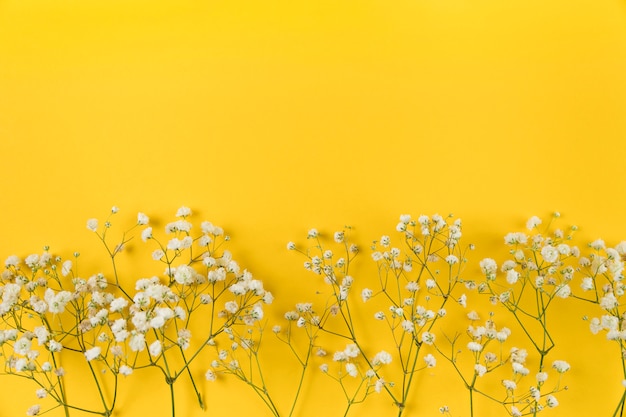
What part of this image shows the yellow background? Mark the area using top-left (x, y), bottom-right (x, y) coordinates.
top-left (1, 0), bottom-right (626, 416)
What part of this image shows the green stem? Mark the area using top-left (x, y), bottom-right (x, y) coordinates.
top-left (613, 390), bottom-right (626, 417)
top-left (169, 379), bottom-right (176, 417)
top-left (86, 361), bottom-right (110, 415)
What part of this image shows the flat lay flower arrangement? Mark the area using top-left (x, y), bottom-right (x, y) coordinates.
top-left (1, 207), bottom-right (624, 417)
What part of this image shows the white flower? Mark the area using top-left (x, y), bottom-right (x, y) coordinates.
top-left (86, 219), bottom-right (98, 232)
top-left (445, 255), bottom-right (459, 265)
top-left (512, 362), bottom-right (530, 375)
top-left (555, 284), bottom-right (571, 298)
top-left (361, 288), bottom-right (373, 302)
top-left (467, 342), bottom-right (483, 352)
top-left (137, 212), bottom-right (149, 225)
top-left (552, 360), bottom-right (570, 373)
top-left (546, 395), bottom-right (559, 407)
top-left (4, 255), bottom-right (20, 267)
top-left (345, 363), bottom-right (358, 377)
top-left (467, 311), bottom-right (480, 321)
top-left (110, 297), bottom-right (129, 313)
top-left (590, 239), bottom-right (606, 250)
top-left (480, 258), bottom-right (497, 279)
top-left (320, 363), bottom-right (329, 373)
top-left (334, 231), bottom-right (344, 243)
top-left (344, 344), bottom-right (360, 358)
top-left (14, 337), bottom-right (31, 355)
top-left (307, 229), bottom-right (318, 238)
top-left (424, 353), bottom-right (436, 368)
top-left (581, 277), bottom-right (594, 291)
top-left (176, 206), bottom-right (191, 217)
top-left (504, 232), bottom-right (528, 245)
top-left (205, 369), bottom-right (216, 381)
top-left (402, 320), bottom-right (415, 333)
top-left (149, 340), bottom-right (162, 357)
top-left (536, 372), bottom-right (548, 383)
top-left (119, 365), bottom-right (133, 376)
top-left (541, 245), bottom-right (559, 263)
top-left (26, 405), bottom-right (40, 416)
top-left (474, 364), bottom-right (487, 377)
top-left (225, 301), bottom-right (239, 314)
top-left (84, 346), bottom-right (101, 361)
top-left (61, 260), bottom-right (73, 277)
top-left (129, 332), bottom-right (146, 352)
top-left (511, 406), bottom-right (522, 417)
top-left (421, 331), bottom-right (435, 345)
top-left (458, 294), bottom-right (467, 308)
top-left (502, 379), bottom-right (516, 390)
top-left (14, 358), bottom-right (28, 372)
top-left (287, 242), bottom-right (296, 250)
top-left (174, 265), bottom-right (196, 285)
top-left (506, 269), bottom-right (519, 285)
top-left (600, 293), bottom-right (618, 310)
top-left (372, 350), bottom-right (392, 365)
top-left (48, 340), bottom-right (62, 353)
top-left (526, 216), bottom-right (542, 230)
top-left (141, 227), bottom-right (153, 242)
top-left (33, 326), bottom-right (49, 345)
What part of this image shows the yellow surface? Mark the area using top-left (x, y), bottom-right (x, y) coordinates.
top-left (1, 0), bottom-right (626, 416)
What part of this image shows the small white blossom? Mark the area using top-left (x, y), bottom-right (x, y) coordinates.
top-left (526, 216), bottom-right (542, 230)
top-left (86, 219), bottom-right (98, 232)
top-left (552, 360), bottom-right (570, 373)
top-left (149, 340), bottom-right (162, 357)
top-left (424, 353), bottom-right (436, 367)
top-left (467, 342), bottom-right (483, 352)
top-left (345, 363), bottom-right (358, 377)
top-left (137, 212), bottom-right (149, 225)
top-left (118, 365), bottom-right (133, 376)
top-left (372, 350), bottom-right (392, 365)
top-left (541, 245), bottom-right (559, 263)
top-left (421, 331), bottom-right (435, 345)
top-left (84, 346), bottom-right (101, 361)
top-left (546, 395), bottom-right (559, 408)
top-left (26, 405), bottom-right (40, 416)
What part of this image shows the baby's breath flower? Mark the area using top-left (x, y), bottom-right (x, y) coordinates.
top-left (474, 364), bottom-right (487, 377)
top-left (526, 216), bottom-right (542, 230)
top-left (467, 342), bottom-right (483, 352)
top-left (176, 206), bottom-right (191, 217)
top-left (26, 404), bottom-right (40, 416)
top-left (345, 363), bottom-right (358, 377)
top-left (424, 353), bottom-right (436, 368)
top-left (372, 350), bottom-right (392, 365)
top-left (421, 331), bottom-right (435, 345)
top-left (546, 395), bottom-right (559, 408)
top-left (84, 346), bottom-right (101, 362)
top-left (86, 219), bottom-right (98, 232)
top-left (552, 360), bottom-right (571, 373)
top-left (137, 212), bottom-right (149, 225)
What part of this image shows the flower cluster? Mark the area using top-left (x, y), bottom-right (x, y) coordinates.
top-left (2, 210), bottom-right (625, 417)
top-left (0, 207), bottom-right (271, 417)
